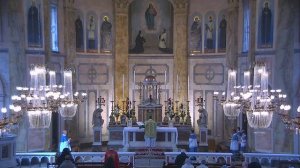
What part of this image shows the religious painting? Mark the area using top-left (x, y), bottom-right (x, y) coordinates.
top-left (86, 13), bottom-right (98, 53)
top-left (75, 13), bottom-right (84, 52)
top-left (190, 14), bottom-right (202, 53)
top-left (218, 12), bottom-right (227, 52)
top-left (27, 0), bottom-right (43, 48)
top-left (257, 0), bottom-right (274, 49)
top-left (100, 15), bottom-right (112, 53)
top-left (129, 0), bottom-right (173, 54)
top-left (204, 12), bottom-right (216, 53)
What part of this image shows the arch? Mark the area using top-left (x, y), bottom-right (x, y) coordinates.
top-left (204, 11), bottom-right (216, 53)
top-left (75, 10), bottom-right (84, 52)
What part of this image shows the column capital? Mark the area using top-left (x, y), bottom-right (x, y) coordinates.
top-left (64, 0), bottom-right (75, 8)
top-left (228, 0), bottom-right (239, 10)
top-left (172, 0), bottom-right (189, 14)
top-left (114, 0), bottom-right (130, 14)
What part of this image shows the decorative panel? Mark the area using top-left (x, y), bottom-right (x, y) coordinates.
top-left (77, 63), bottom-right (109, 85)
top-left (193, 63), bottom-right (224, 85)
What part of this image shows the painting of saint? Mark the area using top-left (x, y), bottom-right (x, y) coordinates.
top-left (28, 1), bottom-right (42, 47)
top-left (75, 16), bottom-right (83, 51)
top-left (145, 3), bottom-right (157, 30)
top-left (87, 15), bottom-right (96, 50)
top-left (100, 16), bottom-right (112, 51)
top-left (205, 16), bottom-right (215, 52)
top-left (190, 16), bottom-right (202, 51)
top-left (219, 15), bottom-right (227, 51)
top-left (260, 1), bottom-right (272, 47)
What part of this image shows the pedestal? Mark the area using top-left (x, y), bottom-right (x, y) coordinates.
top-left (199, 127), bottom-right (208, 152)
top-left (0, 134), bottom-right (16, 168)
top-left (93, 127), bottom-right (102, 146)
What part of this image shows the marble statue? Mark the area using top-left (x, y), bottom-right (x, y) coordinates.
top-left (197, 107), bottom-right (208, 128)
top-left (92, 108), bottom-right (104, 127)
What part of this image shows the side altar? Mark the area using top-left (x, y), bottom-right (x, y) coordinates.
top-left (107, 74), bottom-right (192, 150)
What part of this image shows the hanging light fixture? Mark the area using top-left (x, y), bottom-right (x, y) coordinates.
top-left (214, 63), bottom-right (288, 128)
top-left (222, 69), bottom-right (241, 119)
top-left (10, 65), bottom-right (86, 128)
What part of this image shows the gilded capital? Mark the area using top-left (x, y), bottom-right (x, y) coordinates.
top-left (114, 0), bottom-right (129, 14)
top-left (172, 0), bottom-right (189, 14)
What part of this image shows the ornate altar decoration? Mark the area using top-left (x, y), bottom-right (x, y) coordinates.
top-left (92, 96), bottom-right (105, 146)
top-left (137, 74), bottom-right (163, 122)
top-left (163, 98), bottom-right (191, 126)
top-left (109, 97), bottom-right (136, 126)
top-left (9, 65), bottom-right (86, 128)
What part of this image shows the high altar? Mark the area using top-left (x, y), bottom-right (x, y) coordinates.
top-left (108, 75), bottom-right (191, 151)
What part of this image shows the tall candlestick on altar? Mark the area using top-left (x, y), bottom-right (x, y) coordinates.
top-left (176, 74), bottom-right (179, 97)
top-left (164, 71), bottom-right (167, 99)
top-left (122, 74), bottom-right (124, 100)
top-left (187, 75), bottom-right (189, 100)
top-left (133, 70), bottom-right (136, 100)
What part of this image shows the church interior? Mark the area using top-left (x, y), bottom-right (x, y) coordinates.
top-left (0, 0), bottom-right (300, 167)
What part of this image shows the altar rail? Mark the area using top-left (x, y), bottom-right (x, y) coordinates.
top-left (243, 153), bottom-right (300, 165)
top-left (16, 152), bottom-right (135, 166)
top-left (164, 152), bottom-right (233, 165)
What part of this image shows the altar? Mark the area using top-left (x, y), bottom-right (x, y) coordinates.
top-left (122, 127), bottom-right (178, 151)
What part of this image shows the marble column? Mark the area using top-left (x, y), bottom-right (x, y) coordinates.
top-left (62, 0), bottom-right (77, 142)
top-left (173, 0), bottom-right (188, 103)
top-left (114, 0), bottom-right (129, 105)
top-left (224, 0), bottom-right (239, 140)
top-left (63, 0), bottom-right (76, 67)
top-left (7, 0), bottom-right (27, 152)
top-left (247, 0), bottom-right (256, 152)
top-left (226, 0), bottom-right (239, 70)
top-left (273, 0), bottom-right (298, 153)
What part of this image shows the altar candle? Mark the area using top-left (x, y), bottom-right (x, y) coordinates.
top-left (176, 74), bottom-right (179, 96)
top-left (187, 75), bottom-right (189, 100)
top-left (164, 71), bottom-right (167, 99)
top-left (122, 74), bottom-right (124, 100)
top-left (133, 70), bottom-right (136, 100)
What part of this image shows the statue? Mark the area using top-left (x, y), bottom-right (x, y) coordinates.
top-left (92, 108), bottom-right (104, 127)
top-left (197, 107), bottom-right (208, 128)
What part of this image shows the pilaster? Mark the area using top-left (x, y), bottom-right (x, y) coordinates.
top-left (114, 0), bottom-right (129, 105)
top-left (172, 0), bottom-right (188, 103)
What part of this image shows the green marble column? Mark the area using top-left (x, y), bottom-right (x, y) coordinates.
top-left (173, 0), bottom-right (188, 103)
top-left (114, 0), bottom-right (129, 105)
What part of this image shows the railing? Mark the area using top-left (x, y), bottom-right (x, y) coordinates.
top-left (16, 152), bottom-right (300, 167)
top-left (243, 153), bottom-right (300, 165)
top-left (164, 152), bottom-right (233, 165)
top-left (16, 152), bottom-right (135, 166)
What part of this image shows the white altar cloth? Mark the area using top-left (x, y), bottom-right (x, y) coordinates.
top-left (122, 127), bottom-right (178, 151)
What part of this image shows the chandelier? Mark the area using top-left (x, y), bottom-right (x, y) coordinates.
top-left (9, 65), bottom-right (86, 128)
top-left (222, 69), bottom-right (241, 119)
top-left (214, 63), bottom-right (288, 128)
top-left (278, 105), bottom-right (300, 132)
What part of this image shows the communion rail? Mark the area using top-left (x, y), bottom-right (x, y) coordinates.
top-left (243, 153), bottom-right (300, 166)
top-left (164, 152), bottom-right (233, 165)
top-left (16, 152), bottom-right (135, 167)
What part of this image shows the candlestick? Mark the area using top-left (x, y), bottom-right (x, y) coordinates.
top-left (122, 74), bottom-right (124, 100)
top-left (133, 70), bottom-right (136, 100)
top-left (187, 75), bottom-right (189, 101)
top-left (164, 71), bottom-right (167, 100)
top-left (176, 74), bottom-right (178, 97)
